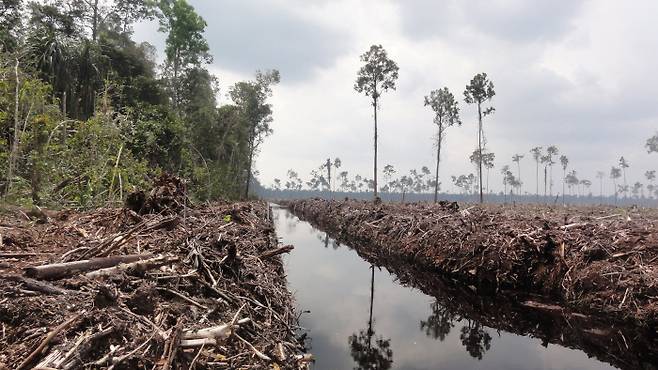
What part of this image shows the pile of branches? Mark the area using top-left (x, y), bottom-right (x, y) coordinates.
top-left (125, 173), bottom-right (188, 215)
top-left (287, 199), bottom-right (658, 327)
top-left (0, 200), bottom-right (306, 369)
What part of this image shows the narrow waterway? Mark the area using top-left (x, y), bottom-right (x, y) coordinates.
top-left (271, 204), bottom-right (621, 370)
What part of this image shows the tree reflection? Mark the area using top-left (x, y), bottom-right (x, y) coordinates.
top-left (459, 320), bottom-right (492, 360)
top-left (348, 265), bottom-right (393, 369)
top-left (420, 301), bottom-right (456, 341)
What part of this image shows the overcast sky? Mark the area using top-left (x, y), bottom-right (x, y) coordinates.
top-left (134, 0), bottom-right (658, 195)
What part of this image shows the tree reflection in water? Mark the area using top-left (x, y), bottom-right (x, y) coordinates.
top-left (348, 265), bottom-right (393, 369)
top-left (420, 300), bottom-right (493, 360)
top-left (459, 320), bottom-right (492, 360)
top-left (419, 301), bottom-right (456, 341)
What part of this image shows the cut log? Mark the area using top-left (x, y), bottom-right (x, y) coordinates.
top-left (258, 245), bottom-right (294, 260)
top-left (85, 255), bottom-right (178, 278)
top-left (2, 275), bottom-right (73, 295)
top-left (24, 254), bottom-right (152, 280)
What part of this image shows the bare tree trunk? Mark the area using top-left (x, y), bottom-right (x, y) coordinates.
top-left (373, 95), bottom-right (378, 199)
top-left (244, 138), bottom-right (255, 199)
top-left (535, 160), bottom-right (539, 202)
top-left (544, 166), bottom-right (548, 198)
top-left (517, 162), bottom-right (522, 195)
top-left (7, 57), bottom-right (20, 195)
top-left (477, 103), bottom-right (483, 203)
top-left (562, 169), bottom-right (566, 205)
top-left (433, 129), bottom-right (442, 203)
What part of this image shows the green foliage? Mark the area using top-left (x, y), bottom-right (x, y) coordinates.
top-left (1, 0), bottom-right (273, 207)
top-left (354, 45), bottom-right (399, 100)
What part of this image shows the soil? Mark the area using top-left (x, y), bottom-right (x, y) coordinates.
top-left (0, 188), bottom-right (305, 368)
top-left (286, 199), bottom-right (658, 329)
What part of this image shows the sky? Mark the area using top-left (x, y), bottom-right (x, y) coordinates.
top-left (133, 0), bottom-right (658, 195)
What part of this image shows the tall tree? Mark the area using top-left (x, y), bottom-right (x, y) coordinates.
top-left (464, 73), bottom-right (495, 203)
top-left (530, 146), bottom-right (543, 200)
top-left (646, 170), bottom-right (656, 199)
top-left (560, 155), bottom-right (568, 204)
top-left (546, 145), bottom-right (559, 196)
top-left (157, 0), bottom-right (212, 110)
top-left (354, 44), bottom-right (399, 199)
top-left (596, 171), bottom-right (605, 202)
top-left (383, 164), bottom-right (395, 193)
top-left (512, 154), bottom-right (524, 194)
top-left (229, 70), bottom-right (281, 198)
top-left (619, 156), bottom-right (629, 198)
top-left (424, 87), bottom-right (461, 203)
top-left (610, 166), bottom-right (621, 204)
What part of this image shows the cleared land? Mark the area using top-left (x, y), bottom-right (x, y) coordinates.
top-left (0, 181), bottom-right (305, 369)
top-left (287, 199), bottom-right (658, 326)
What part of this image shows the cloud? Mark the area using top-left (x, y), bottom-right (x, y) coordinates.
top-left (397, 0), bottom-right (586, 44)
top-left (188, 0), bottom-right (352, 82)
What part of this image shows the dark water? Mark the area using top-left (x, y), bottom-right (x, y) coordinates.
top-left (272, 205), bottom-right (617, 370)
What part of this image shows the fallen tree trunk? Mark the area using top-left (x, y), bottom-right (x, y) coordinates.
top-left (24, 254), bottom-right (152, 279)
top-left (85, 255), bottom-right (178, 278)
top-left (2, 275), bottom-right (73, 295)
top-left (258, 245), bottom-right (294, 260)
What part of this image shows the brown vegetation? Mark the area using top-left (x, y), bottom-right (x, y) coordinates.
top-left (287, 199), bottom-right (658, 327)
top-left (0, 186), bottom-right (304, 368)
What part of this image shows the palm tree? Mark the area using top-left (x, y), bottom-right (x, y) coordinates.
top-left (530, 147), bottom-right (543, 200)
top-left (546, 145), bottom-right (559, 196)
top-left (560, 155), bottom-right (568, 204)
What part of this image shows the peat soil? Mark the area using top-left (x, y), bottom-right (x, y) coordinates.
top-left (285, 198), bottom-right (658, 369)
top-left (0, 179), bottom-right (305, 369)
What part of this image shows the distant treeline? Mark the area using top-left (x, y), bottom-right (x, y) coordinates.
top-left (261, 189), bottom-right (658, 208)
top-left (0, 0), bottom-right (277, 208)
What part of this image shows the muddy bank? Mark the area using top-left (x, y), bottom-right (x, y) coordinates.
top-left (0, 200), bottom-right (305, 369)
top-left (286, 199), bottom-right (658, 329)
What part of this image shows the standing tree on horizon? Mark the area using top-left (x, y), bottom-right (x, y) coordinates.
top-left (610, 166), bottom-right (622, 204)
top-left (619, 156), bottom-right (630, 198)
top-left (483, 151), bottom-right (495, 193)
top-left (646, 170), bottom-right (656, 199)
top-left (560, 155), bottom-right (569, 204)
top-left (355, 44), bottom-right (399, 199)
top-left (546, 145), bottom-right (559, 196)
top-left (512, 154), bottom-right (524, 194)
top-left (464, 73), bottom-right (495, 203)
top-left (596, 171), bottom-right (605, 202)
top-left (530, 147), bottom-right (543, 200)
top-left (424, 87), bottom-right (462, 203)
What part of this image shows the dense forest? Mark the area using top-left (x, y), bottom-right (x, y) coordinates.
top-left (0, 0), bottom-right (278, 208)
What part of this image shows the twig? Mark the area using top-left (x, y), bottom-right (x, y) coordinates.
top-left (234, 333), bottom-right (271, 361)
top-left (17, 313), bottom-right (82, 370)
top-left (157, 287), bottom-right (208, 309)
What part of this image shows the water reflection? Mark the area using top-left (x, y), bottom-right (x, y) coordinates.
top-left (420, 301), bottom-right (493, 360)
top-left (349, 266), bottom-right (393, 369)
top-left (273, 205), bottom-right (625, 370)
top-left (419, 301), bottom-right (456, 342)
top-left (459, 320), bottom-right (492, 360)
